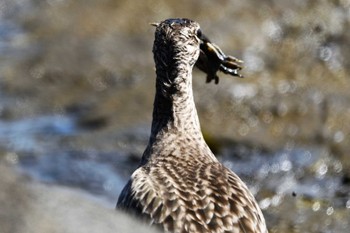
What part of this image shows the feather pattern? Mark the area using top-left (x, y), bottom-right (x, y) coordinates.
top-left (117, 18), bottom-right (268, 233)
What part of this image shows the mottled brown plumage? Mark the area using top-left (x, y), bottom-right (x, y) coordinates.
top-left (117, 18), bottom-right (268, 233)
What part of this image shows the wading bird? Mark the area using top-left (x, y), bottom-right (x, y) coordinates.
top-left (117, 18), bottom-right (267, 233)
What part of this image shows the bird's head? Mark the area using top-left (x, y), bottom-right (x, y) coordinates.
top-left (151, 18), bottom-right (244, 85)
top-left (152, 18), bottom-right (202, 68)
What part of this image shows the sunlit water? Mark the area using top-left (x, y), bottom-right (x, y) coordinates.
top-left (0, 115), bottom-right (132, 201)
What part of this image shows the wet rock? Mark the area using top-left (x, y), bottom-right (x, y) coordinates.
top-left (0, 162), bottom-right (159, 233)
top-left (76, 115), bottom-right (109, 130)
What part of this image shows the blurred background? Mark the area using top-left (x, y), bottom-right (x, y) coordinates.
top-left (0, 0), bottom-right (349, 232)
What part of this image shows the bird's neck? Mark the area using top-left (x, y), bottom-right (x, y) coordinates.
top-left (150, 63), bottom-right (205, 145)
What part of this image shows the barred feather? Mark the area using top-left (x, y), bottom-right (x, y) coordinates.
top-left (117, 18), bottom-right (268, 233)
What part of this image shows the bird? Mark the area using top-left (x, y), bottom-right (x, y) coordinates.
top-left (117, 18), bottom-right (268, 233)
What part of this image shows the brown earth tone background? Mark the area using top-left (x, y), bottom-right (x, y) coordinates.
top-left (0, 0), bottom-right (349, 232)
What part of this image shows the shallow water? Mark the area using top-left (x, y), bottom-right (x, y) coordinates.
top-left (0, 115), bottom-right (135, 201)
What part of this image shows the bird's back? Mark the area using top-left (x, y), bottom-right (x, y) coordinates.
top-left (117, 148), bottom-right (267, 233)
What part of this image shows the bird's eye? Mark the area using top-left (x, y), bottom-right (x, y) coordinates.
top-left (196, 29), bottom-right (202, 38)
